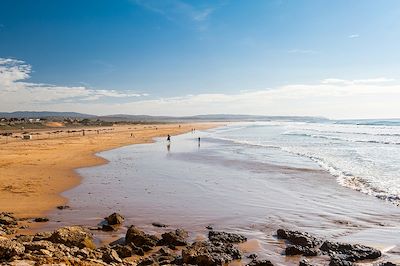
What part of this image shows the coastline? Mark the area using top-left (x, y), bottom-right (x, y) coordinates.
top-left (0, 123), bottom-right (222, 218)
top-left (1, 123), bottom-right (399, 265)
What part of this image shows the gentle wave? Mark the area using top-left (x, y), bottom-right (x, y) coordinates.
top-left (283, 132), bottom-right (400, 145)
top-left (210, 135), bottom-right (400, 205)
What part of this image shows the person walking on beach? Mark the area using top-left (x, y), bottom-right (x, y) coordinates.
top-left (167, 134), bottom-right (171, 142)
top-left (198, 137), bottom-right (201, 147)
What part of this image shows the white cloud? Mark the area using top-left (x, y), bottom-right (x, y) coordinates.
top-left (348, 34), bottom-right (360, 38)
top-left (0, 58), bottom-right (146, 107)
top-left (34, 77), bottom-right (400, 119)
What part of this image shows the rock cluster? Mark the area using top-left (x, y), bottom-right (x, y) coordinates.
top-left (0, 212), bottom-right (393, 266)
top-left (277, 229), bottom-right (386, 266)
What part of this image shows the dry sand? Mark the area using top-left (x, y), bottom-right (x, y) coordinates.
top-left (0, 123), bottom-right (220, 218)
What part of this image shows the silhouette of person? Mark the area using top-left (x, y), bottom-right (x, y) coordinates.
top-left (167, 134), bottom-right (171, 142)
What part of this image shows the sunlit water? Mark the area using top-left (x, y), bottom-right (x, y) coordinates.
top-left (45, 122), bottom-right (400, 265)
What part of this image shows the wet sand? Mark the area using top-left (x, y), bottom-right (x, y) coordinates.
top-left (0, 123), bottom-right (220, 218)
top-left (41, 128), bottom-right (400, 265)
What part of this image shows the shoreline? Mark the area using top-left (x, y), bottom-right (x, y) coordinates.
top-left (0, 123), bottom-right (222, 218)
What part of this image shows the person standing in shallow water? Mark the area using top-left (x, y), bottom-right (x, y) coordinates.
top-left (167, 134), bottom-right (171, 142)
top-left (198, 137), bottom-right (201, 147)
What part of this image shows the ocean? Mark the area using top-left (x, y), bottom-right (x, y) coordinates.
top-left (212, 120), bottom-right (400, 204)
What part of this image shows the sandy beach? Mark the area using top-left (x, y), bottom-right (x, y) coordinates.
top-left (0, 123), bottom-right (220, 218)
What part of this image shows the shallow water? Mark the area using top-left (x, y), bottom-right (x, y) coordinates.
top-left (46, 124), bottom-right (400, 265)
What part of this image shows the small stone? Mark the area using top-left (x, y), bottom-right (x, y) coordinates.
top-left (104, 213), bottom-right (124, 225)
top-left (152, 222), bottom-right (167, 228)
top-left (247, 259), bottom-right (274, 266)
top-left (33, 217), bottom-right (49, 223)
top-left (56, 205), bottom-right (70, 210)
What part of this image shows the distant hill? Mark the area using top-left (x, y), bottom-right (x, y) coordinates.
top-left (0, 111), bottom-right (328, 123)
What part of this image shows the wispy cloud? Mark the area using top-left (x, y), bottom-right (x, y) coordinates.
top-left (288, 49), bottom-right (317, 54)
top-left (132, 0), bottom-right (220, 30)
top-left (348, 34), bottom-right (360, 38)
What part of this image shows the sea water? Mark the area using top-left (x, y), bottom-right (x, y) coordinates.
top-left (211, 120), bottom-right (400, 204)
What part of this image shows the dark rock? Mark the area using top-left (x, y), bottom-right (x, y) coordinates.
top-left (33, 231), bottom-right (52, 241)
top-left (206, 225), bottom-right (213, 230)
top-left (56, 205), bottom-right (70, 210)
top-left (208, 230), bottom-right (247, 244)
top-left (125, 225), bottom-right (159, 247)
top-left (128, 243), bottom-right (145, 256)
top-left (285, 245), bottom-right (318, 256)
top-left (141, 244), bottom-right (153, 252)
top-left (0, 212), bottom-right (17, 226)
top-left (277, 229), bottom-right (319, 247)
top-left (152, 222), bottom-right (167, 228)
top-left (33, 217), bottom-right (49, 223)
top-left (158, 229), bottom-right (188, 246)
top-left (0, 237), bottom-right (25, 260)
top-left (329, 256), bottom-right (353, 266)
top-left (112, 244), bottom-right (133, 258)
top-left (247, 259), bottom-right (274, 266)
top-left (75, 248), bottom-right (90, 259)
top-left (49, 226), bottom-right (95, 249)
top-left (182, 240), bottom-right (242, 266)
top-left (138, 257), bottom-right (155, 265)
top-left (378, 262), bottom-right (398, 266)
top-left (105, 212), bottom-right (124, 225)
top-left (102, 248), bottom-right (123, 264)
top-left (101, 224), bottom-right (118, 232)
top-left (247, 253), bottom-right (258, 260)
top-left (320, 241), bottom-right (381, 261)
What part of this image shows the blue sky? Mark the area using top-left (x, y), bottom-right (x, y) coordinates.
top-left (1, 0), bottom-right (400, 118)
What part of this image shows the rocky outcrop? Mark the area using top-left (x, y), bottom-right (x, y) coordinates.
top-left (285, 244), bottom-right (318, 256)
top-left (277, 229), bottom-right (320, 247)
top-left (320, 240), bottom-right (381, 261)
top-left (158, 228), bottom-right (188, 247)
top-left (182, 240), bottom-right (242, 266)
top-left (49, 226), bottom-right (95, 249)
top-left (278, 229), bottom-right (382, 266)
top-left (0, 237), bottom-right (25, 260)
top-left (0, 213), bottom-right (18, 226)
top-left (208, 230), bottom-right (247, 244)
top-left (125, 225), bottom-right (159, 248)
